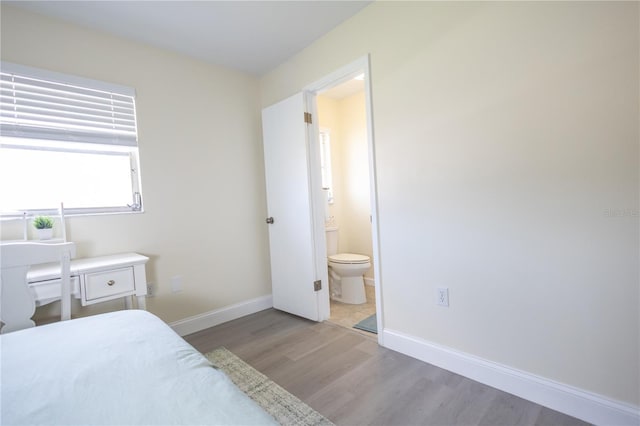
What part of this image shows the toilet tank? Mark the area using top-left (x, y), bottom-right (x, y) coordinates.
top-left (325, 226), bottom-right (338, 256)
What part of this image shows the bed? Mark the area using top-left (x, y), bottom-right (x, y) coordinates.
top-left (0, 310), bottom-right (277, 425)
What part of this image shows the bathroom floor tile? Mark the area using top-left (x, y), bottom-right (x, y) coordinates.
top-left (327, 285), bottom-right (376, 336)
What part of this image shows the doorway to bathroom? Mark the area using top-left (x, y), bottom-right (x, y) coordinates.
top-left (308, 56), bottom-right (381, 338)
top-left (261, 56), bottom-right (381, 342)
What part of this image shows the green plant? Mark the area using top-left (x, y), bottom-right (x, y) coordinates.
top-left (33, 216), bottom-right (54, 230)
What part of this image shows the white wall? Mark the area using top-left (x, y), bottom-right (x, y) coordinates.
top-left (317, 92), bottom-right (374, 278)
top-left (1, 5), bottom-right (271, 323)
top-left (261, 1), bottom-right (640, 407)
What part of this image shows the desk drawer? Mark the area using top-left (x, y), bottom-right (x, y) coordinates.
top-left (29, 276), bottom-right (81, 306)
top-left (84, 267), bottom-right (134, 302)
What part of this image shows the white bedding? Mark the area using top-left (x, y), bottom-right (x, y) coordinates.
top-left (0, 310), bottom-right (277, 425)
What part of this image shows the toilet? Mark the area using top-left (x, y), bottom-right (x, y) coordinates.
top-left (325, 226), bottom-right (371, 304)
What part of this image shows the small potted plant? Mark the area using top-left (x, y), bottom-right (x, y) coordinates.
top-left (33, 216), bottom-right (54, 240)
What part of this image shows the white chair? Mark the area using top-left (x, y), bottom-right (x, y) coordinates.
top-left (1, 242), bottom-right (76, 334)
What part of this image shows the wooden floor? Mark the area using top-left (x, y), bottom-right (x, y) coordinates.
top-left (184, 309), bottom-right (589, 426)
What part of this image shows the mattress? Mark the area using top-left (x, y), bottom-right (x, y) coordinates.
top-left (0, 310), bottom-right (277, 425)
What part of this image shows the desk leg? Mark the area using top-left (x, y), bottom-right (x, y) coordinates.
top-left (137, 295), bottom-right (147, 310)
top-left (124, 296), bottom-right (132, 310)
top-left (132, 264), bottom-right (148, 311)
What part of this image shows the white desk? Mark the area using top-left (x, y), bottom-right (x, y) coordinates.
top-left (27, 253), bottom-right (149, 310)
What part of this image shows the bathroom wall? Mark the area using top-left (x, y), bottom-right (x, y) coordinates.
top-left (261, 1), bottom-right (640, 407)
top-left (316, 96), bottom-right (344, 234)
top-left (337, 91), bottom-right (372, 278)
top-left (317, 91), bottom-right (373, 279)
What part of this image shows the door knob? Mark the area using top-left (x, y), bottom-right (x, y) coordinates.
top-left (266, 217), bottom-right (274, 224)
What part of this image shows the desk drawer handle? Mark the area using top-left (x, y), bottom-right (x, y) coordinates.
top-left (107, 280), bottom-right (115, 286)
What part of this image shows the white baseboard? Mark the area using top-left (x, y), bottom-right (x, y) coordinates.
top-left (364, 277), bottom-right (375, 286)
top-left (383, 328), bottom-right (639, 426)
top-left (170, 295), bottom-right (273, 337)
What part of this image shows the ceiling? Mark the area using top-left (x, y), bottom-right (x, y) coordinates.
top-left (7, 1), bottom-right (371, 76)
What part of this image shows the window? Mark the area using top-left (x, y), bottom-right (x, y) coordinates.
top-left (319, 128), bottom-right (334, 204)
top-left (0, 62), bottom-right (142, 217)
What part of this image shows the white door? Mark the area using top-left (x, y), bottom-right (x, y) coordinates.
top-left (262, 92), bottom-right (320, 321)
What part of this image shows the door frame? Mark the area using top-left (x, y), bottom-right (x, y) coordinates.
top-left (304, 55), bottom-right (384, 344)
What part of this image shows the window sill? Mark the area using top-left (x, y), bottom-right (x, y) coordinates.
top-left (1, 209), bottom-right (145, 221)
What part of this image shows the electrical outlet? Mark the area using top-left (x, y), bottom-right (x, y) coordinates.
top-left (171, 275), bottom-right (183, 293)
top-left (146, 283), bottom-right (154, 297)
top-left (436, 287), bottom-right (449, 307)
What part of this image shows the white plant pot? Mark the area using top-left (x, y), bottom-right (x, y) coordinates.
top-left (37, 228), bottom-right (53, 240)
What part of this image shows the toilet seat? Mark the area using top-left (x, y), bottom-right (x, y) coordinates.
top-left (328, 253), bottom-right (370, 264)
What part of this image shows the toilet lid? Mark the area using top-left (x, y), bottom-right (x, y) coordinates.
top-left (328, 253), bottom-right (370, 264)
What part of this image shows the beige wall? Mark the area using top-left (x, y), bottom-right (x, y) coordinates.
top-left (317, 92), bottom-right (374, 278)
top-left (316, 96), bottom-right (344, 231)
top-left (261, 2), bottom-right (640, 405)
top-left (1, 6), bottom-right (271, 323)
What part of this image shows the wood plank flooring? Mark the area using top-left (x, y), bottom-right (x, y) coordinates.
top-left (184, 308), bottom-right (589, 426)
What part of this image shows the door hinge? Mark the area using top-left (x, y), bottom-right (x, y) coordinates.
top-left (304, 112), bottom-right (312, 124)
top-left (313, 280), bottom-right (322, 291)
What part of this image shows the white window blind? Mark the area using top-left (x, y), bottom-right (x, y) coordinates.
top-left (0, 63), bottom-right (143, 217)
top-left (0, 62), bottom-right (138, 147)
